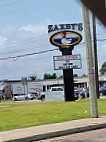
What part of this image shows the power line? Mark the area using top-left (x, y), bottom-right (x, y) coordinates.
top-left (0, 28), bottom-right (105, 47)
top-left (0, 0), bottom-right (50, 17)
top-left (0, 0), bottom-right (20, 8)
top-left (0, 33), bottom-right (47, 50)
top-left (0, 30), bottom-right (47, 50)
top-left (0, 48), bottom-right (58, 61)
top-left (0, 42), bottom-right (49, 55)
top-left (0, 38), bottom-right (105, 57)
top-left (0, 32), bottom-right (105, 50)
top-left (79, 38), bottom-right (106, 45)
top-left (0, 23), bottom-right (105, 39)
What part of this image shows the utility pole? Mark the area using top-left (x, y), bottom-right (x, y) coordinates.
top-left (82, 3), bottom-right (98, 118)
top-left (92, 14), bottom-right (99, 99)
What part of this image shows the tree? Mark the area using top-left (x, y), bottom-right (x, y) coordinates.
top-left (52, 73), bottom-right (57, 79)
top-left (58, 75), bottom-right (63, 78)
top-left (43, 73), bottom-right (57, 79)
top-left (81, 74), bottom-right (86, 77)
top-left (100, 61), bottom-right (106, 75)
top-left (73, 74), bottom-right (78, 77)
top-left (29, 74), bottom-right (37, 80)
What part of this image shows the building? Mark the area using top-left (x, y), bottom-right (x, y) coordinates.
top-left (1, 75), bottom-right (105, 93)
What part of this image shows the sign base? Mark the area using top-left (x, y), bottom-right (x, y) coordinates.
top-left (63, 69), bottom-right (76, 101)
top-left (62, 48), bottom-right (75, 101)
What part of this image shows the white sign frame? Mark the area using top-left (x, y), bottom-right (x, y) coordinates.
top-left (53, 54), bottom-right (82, 70)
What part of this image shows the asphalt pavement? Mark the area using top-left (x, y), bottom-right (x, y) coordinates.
top-left (39, 128), bottom-right (106, 142)
top-left (0, 115), bottom-right (106, 142)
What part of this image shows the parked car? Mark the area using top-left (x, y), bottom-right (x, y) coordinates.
top-left (27, 93), bottom-right (36, 100)
top-left (14, 94), bottom-right (27, 101)
top-left (99, 87), bottom-right (106, 95)
top-left (86, 87), bottom-right (89, 97)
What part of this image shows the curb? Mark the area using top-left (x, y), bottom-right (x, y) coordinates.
top-left (5, 123), bottom-right (106, 142)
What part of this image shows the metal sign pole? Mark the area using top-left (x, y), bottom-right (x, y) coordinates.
top-left (61, 48), bottom-right (75, 101)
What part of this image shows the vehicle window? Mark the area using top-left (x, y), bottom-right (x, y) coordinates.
top-left (52, 88), bottom-right (63, 91)
top-left (58, 88), bottom-right (63, 91)
top-left (19, 94), bottom-right (24, 96)
top-left (52, 88), bottom-right (57, 91)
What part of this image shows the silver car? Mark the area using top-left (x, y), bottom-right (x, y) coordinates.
top-left (27, 93), bottom-right (36, 100)
top-left (14, 94), bottom-right (27, 101)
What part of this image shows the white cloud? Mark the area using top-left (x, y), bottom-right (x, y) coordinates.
top-left (0, 23), bottom-right (105, 80)
top-left (0, 25), bottom-right (17, 35)
top-left (20, 24), bottom-right (47, 33)
top-left (0, 36), bottom-right (8, 46)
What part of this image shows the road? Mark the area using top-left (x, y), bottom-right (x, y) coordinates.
top-left (38, 128), bottom-right (106, 142)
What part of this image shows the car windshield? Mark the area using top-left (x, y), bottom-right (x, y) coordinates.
top-left (58, 88), bottom-right (63, 91)
top-left (52, 88), bottom-right (63, 91)
top-left (19, 94), bottom-right (25, 96)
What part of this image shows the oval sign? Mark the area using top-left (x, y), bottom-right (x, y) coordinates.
top-left (50, 31), bottom-right (82, 48)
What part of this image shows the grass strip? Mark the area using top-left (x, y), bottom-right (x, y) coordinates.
top-left (0, 99), bottom-right (106, 131)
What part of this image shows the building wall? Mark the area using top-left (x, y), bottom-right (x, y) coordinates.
top-left (1, 75), bottom-right (106, 92)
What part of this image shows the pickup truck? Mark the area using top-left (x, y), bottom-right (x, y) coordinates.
top-left (39, 87), bottom-right (64, 101)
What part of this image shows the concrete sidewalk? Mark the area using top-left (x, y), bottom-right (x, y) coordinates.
top-left (0, 116), bottom-right (106, 142)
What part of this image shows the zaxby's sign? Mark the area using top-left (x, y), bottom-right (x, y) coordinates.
top-left (48, 23), bottom-right (83, 48)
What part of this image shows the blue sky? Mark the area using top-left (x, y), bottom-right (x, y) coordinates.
top-left (0, 0), bottom-right (82, 26)
top-left (0, 0), bottom-right (106, 80)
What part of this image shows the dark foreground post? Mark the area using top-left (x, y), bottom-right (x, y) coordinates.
top-left (61, 48), bottom-right (75, 101)
top-left (63, 69), bottom-right (75, 101)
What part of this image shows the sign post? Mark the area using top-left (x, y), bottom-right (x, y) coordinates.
top-left (62, 49), bottom-right (74, 101)
top-left (21, 77), bottom-right (28, 99)
top-left (48, 24), bottom-right (83, 101)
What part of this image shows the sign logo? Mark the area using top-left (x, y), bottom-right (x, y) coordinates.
top-left (48, 24), bottom-right (83, 33)
top-left (50, 31), bottom-right (82, 48)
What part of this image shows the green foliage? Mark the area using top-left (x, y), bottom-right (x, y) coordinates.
top-left (0, 99), bottom-right (106, 131)
top-left (73, 74), bottom-right (78, 77)
top-left (100, 61), bottom-right (106, 75)
top-left (44, 73), bottom-right (57, 79)
top-left (58, 75), bottom-right (63, 78)
top-left (81, 74), bottom-right (86, 77)
top-left (30, 75), bottom-right (36, 80)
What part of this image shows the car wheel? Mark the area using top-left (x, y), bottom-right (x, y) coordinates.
top-left (41, 95), bottom-right (45, 102)
top-left (25, 97), bottom-right (28, 100)
top-left (15, 98), bottom-right (17, 101)
top-left (99, 92), bottom-right (103, 96)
